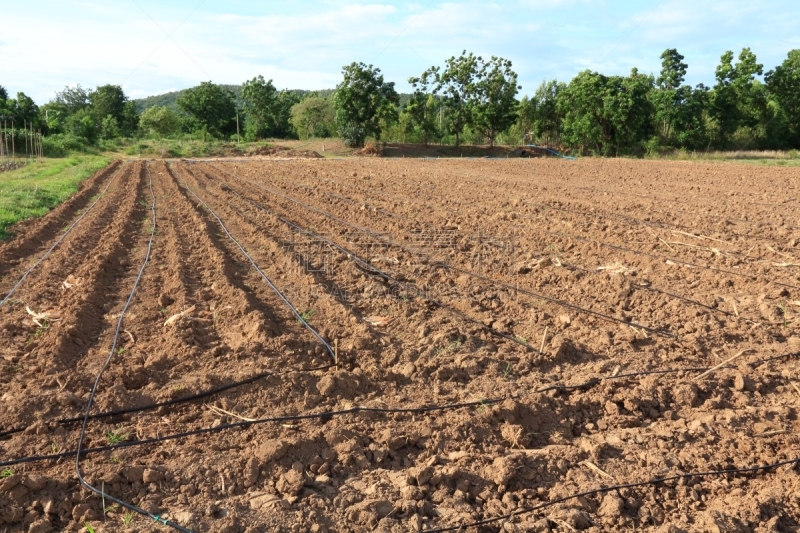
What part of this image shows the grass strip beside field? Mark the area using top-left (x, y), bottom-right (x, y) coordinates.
top-left (0, 155), bottom-right (111, 239)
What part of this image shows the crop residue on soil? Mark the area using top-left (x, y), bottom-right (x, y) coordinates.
top-left (1, 158), bottom-right (800, 532)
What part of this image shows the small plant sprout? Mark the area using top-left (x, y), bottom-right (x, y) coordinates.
top-left (1, 468), bottom-right (13, 478)
top-left (117, 347), bottom-right (125, 354)
top-left (515, 335), bottom-right (528, 345)
top-left (298, 309), bottom-right (314, 323)
top-left (778, 303), bottom-right (788, 327)
top-left (106, 430), bottom-right (128, 445)
top-left (503, 362), bottom-right (513, 379)
top-left (83, 521), bottom-right (96, 533)
top-left (123, 511), bottom-right (135, 525)
top-left (159, 307), bottom-right (168, 314)
top-left (50, 442), bottom-right (59, 454)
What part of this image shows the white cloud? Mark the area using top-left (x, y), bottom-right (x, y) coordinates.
top-left (1, 0), bottom-right (799, 103)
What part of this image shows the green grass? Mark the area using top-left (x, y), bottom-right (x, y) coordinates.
top-left (106, 430), bottom-right (129, 445)
top-left (0, 155), bottom-right (111, 239)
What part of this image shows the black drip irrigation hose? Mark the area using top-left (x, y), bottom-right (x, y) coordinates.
top-left (0, 163), bottom-right (124, 308)
top-left (201, 163), bottom-right (674, 340)
top-left (282, 178), bottom-right (750, 330)
top-left (423, 456), bottom-right (800, 532)
top-left (169, 164), bottom-right (335, 362)
top-left (548, 229), bottom-right (799, 293)
top-left (0, 363), bottom-right (335, 440)
top-left (189, 167), bottom-right (537, 353)
top-left (74, 162), bottom-right (193, 532)
top-left (2, 351), bottom-right (797, 469)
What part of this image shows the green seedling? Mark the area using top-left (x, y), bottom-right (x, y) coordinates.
top-left (83, 521), bottom-right (96, 533)
top-left (515, 335), bottom-right (529, 345)
top-left (0, 468), bottom-right (13, 478)
top-left (123, 511), bottom-right (135, 525)
top-left (778, 303), bottom-right (788, 327)
top-left (298, 310), bottom-right (314, 323)
top-left (104, 503), bottom-right (119, 515)
top-left (117, 347), bottom-right (125, 355)
top-left (50, 442), bottom-right (59, 454)
top-left (503, 362), bottom-right (514, 379)
top-left (109, 456), bottom-right (121, 464)
top-left (106, 430), bottom-right (128, 445)
top-left (159, 308), bottom-right (168, 314)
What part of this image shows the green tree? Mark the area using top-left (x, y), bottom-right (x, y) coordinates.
top-left (333, 62), bottom-right (399, 147)
top-left (139, 105), bottom-right (180, 139)
top-left (422, 51), bottom-right (480, 147)
top-left (0, 86), bottom-right (8, 102)
top-left (271, 91), bottom-right (301, 139)
top-left (712, 48), bottom-right (769, 147)
top-left (472, 56), bottom-right (520, 146)
top-left (405, 75), bottom-right (438, 145)
top-left (177, 81), bottom-right (236, 139)
top-left (65, 109), bottom-right (98, 144)
top-left (241, 75), bottom-right (278, 140)
top-left (54, 85), bottom-right (90, 114)
top-left (525, 79), bottom-right (565, 145)
top-left (766, 50), bottom-right (800, 145)
top-left (557, 69), bottom-right (654, 155)
top-left (9, 92), bottom-right (40, 128)
top-left (290, 95), bottom-right (336, 139)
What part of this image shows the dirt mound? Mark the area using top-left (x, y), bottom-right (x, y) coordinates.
top-left (354, 143), bottom-right (384, 157)
top-left (251, 145), bottom-right (323, 158)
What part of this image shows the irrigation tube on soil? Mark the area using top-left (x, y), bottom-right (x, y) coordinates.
top-left (2, 352), bottom-right (796, 469)
top-left (204, 163), bottom-right (673, 340)
top-left (74, 162), bottom-right (194, 533)
top-left (170, 164), bottom-right (336, 362)
top-left (196, 169), bottom-right (539, 353)
top-left (0, 163), bottom-right (123, 308)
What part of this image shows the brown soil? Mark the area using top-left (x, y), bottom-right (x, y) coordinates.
top-left (1, 157), bottom-right (800, 533)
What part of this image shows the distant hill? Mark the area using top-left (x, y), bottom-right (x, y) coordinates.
top-left (134, 86), bottom-right (411, 112)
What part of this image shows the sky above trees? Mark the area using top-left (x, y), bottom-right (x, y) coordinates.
top-left (2, 0), bottom-right (799, 103)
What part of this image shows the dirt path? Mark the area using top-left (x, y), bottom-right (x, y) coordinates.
top-left (1, 158), bottom-right (799, 533)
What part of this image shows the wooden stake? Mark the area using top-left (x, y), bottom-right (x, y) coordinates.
top-left (540, 326), bottom-right (548, 354)
top-left (236, 113), bottom-right (240, 145)
top-left (334, 339), bottom-right (339, 366)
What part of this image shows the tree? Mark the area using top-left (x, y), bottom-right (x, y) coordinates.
top-left (271, 91), bottom-right (302, 139)
top-left (89, 85), bottom-right (133, 139)
top-left (653, 48), bottom-right (688, 142)
top-left (557, 69), bottom-right (654, 155)
top-left (423, 51), bottom-right (481, 147)
top-left (332, 62), bottom-right (399, 147)
top-left (405, 75), bottom-right (438, 145)
top-left (140, 105), bottom-right (180, 139)
top-left (290, 96), bottom-right (336, 139)
top-left (54, 85), bottom-right (90, 114)
top-left (712, 48), bottom-right (768, 146)
top-left (766, 50), bottom-right (800, 144)
top-left (472, 56), bottom-right (520, 146)
top-left (241, 75), bottom-right (278, 140)
top-left (526, 79), bottom-right (565, 145)
top-left (0, 86), bottom-right (8, 103)
top-left (177, 81), bottom-right (236, 139)
top-left (9, 92), bottom-right (40, 128)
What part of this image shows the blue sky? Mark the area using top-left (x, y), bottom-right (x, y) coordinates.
top-left (2, 0), bottom-right (799, 103)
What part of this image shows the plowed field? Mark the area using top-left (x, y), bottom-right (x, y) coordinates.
top-left (2, 158), bottom-right (800, 533)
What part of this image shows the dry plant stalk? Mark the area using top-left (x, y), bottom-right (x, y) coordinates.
top-left (540, 326), bottom-right (549, 354)
top-left (694, 349), bottom-right (753, 381)
top-left (62, 275), bottom-right (83, 289)
top-left (206, 404), bottom-right (256, 422)
top-left (671, 229), bottom-right (729, 245)
top-left (580, 460), bottom-right (615, 480)
top-left (364, 316), bottom-right (394, 327)
top-left (25, 306), bottom-right (61, 328)
top-left (164, 305), bottom-right (197, 327)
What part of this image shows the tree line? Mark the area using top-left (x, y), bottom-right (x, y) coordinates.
top-left (1, 46), bottom-right (799, 155)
